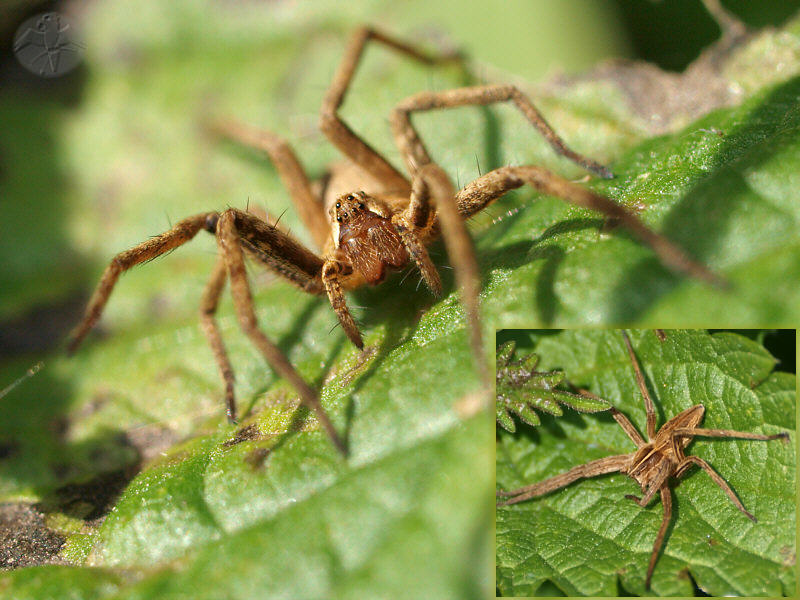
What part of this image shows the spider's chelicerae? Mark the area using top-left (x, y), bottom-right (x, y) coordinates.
top-left (496, 330), bottom-right (789, 589)
top-left (68, 28), bottom-right (720, 455)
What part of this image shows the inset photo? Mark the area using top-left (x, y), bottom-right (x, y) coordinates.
top-left (495, 329), bottom-right (795, 597)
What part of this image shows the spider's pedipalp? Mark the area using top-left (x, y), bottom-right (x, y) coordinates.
top-left (322, 259), bottom-right (364, 350)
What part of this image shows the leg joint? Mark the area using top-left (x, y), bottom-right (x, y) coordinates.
top-left (204, 212), bottom-right (220, 234)
top-left (322, 261), bottom-right (340, 279)
top-left (318, 110), bottom-right (338, 135)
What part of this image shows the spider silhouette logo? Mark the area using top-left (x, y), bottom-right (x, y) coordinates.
top-left (13, 12), bottom-right (84, 78)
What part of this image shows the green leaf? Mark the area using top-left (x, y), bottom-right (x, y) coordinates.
top-left (496, 330), bottom-right (795, 597)
top-left (0, 565), bottom-right (122, 600)
top-left (496, 341), bottom-right (610, 432)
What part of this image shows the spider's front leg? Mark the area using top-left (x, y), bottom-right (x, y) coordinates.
top-left (68, 212), bottom-right (241, 423)
top-left (391, 84), bottom-right (613, 180)
top-left (215, 209), bottom-right (346, 455)
top-left (455, 166), bottom-right (726, 287)
top-left (621, 330), bottom-right (658, 440)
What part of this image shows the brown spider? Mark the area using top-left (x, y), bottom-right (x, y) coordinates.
top-left (67, 28), bottom-right (721, 456)
top-left (496, 330), bottom-right (788, 589)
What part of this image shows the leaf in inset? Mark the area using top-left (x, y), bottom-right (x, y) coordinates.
top-left (496, 341), bottom-right (609, 432)
top-left (496, 329), bottom-right (795, 597)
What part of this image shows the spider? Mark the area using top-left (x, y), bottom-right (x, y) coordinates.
top-left (67, 28), bottom-right (721, 456)
top-left (496, 330), bottom-right (789, 589)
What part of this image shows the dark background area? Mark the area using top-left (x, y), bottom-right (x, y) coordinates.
top-left (617, 0), bottom-right (800, 70)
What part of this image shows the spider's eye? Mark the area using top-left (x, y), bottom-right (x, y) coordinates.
top-left (336, 216), bottom-right (341, 222)
top-left (342, 212), bottom-right (347, 218)
top-left (346, 194), bottom-right (354, 201)
top-left (335, 202), bottom-right (341, 208)
top-left (358, 202), bottom-right (365, 209)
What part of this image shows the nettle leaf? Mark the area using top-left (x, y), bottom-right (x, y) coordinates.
top-left (496, 330), bottom-right (795, 597)
top-left (496, 341), bottom-right (609, 432)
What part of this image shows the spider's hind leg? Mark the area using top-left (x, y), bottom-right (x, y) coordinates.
top-left (674, 455), bottom-right (756, 521)
top-left (454, 165), bottom-right (726, 287)
top-left (319, 26), bottom-right (462, 194)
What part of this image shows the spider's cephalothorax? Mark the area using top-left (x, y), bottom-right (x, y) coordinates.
top-left (68, 27), bottom-right (722, 456)
top-left (331, 192), bottom-right (409, 286)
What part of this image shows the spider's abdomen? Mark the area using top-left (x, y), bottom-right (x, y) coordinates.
top-left (339, 212), bottom-right (409, 285)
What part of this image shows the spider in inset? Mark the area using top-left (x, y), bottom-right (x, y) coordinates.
top-left (68, 28), bottom-right (721, 456)
top-left (497, 330), bottom-right (788, 588)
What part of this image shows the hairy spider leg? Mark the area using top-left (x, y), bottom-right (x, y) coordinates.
top-left (67, 209), bottom-right (346, 455)
top-left (67, 213), bottom-right (212, 353)
top-left (621, 329), bottom-right (657, 440)
top-left (199, 255), bottom-right (236, 422)
top-left (215, 209), bottom-right (346, 454)
top-left (495, 454), bottom-right (631, 505)
top-left (456, 165), bottom-right (725, 287)
top-left (319, 26), bottom-right (463, 194)
top-left (206, 119), bottom-right (330, 251)
top-left (391, 84), bottom-right (613, 179)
